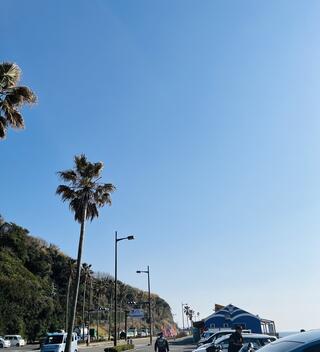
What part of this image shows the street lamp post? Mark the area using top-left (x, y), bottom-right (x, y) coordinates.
top-left (114, 231), bottom-right (135, 346)
top-left (136, 266), bottom-right (152, 346)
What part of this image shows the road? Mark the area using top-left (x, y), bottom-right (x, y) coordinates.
top-left (6, 337), bottom-right (195, 352)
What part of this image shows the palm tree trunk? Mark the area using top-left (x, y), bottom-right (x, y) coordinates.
top-left (65, 206), bottom-right (87, 352)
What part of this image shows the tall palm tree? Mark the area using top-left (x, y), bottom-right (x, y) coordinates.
top-left (184, 305), bottom-right (190, 329)
top-left (56, 154), bottom-right (115, 352)
top-left (0, 62), bottom-right (36, 139)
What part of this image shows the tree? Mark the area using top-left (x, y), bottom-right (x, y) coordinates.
top-left (56, 154), bottom-right (115, 352)
top-left (66, 259), bottom-right (76, 331)
top-left (81, 263), bottom-right (92, 340)
top-left (0, 62), bottom-right (36, 139)
top-left (184, 305), bottom-right (190, 329)
top-left (94, 277), bottom-right (107, 339)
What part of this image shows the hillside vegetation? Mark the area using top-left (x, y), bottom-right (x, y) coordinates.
top-left (0, 221), bottom-right (174, 341)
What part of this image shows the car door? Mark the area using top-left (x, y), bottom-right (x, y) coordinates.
top-left (303, 343), bottom-right (320, 352)
top-left (243, 337), bottom-right (262, 351)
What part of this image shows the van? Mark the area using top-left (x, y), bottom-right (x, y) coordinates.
top-left (4, 335), bottom-right (25, 347)
top-left (41, 333), bottom-right (78, 352)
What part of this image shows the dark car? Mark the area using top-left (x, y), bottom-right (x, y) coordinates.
top-left (257, 330), bottom-right (320, 352)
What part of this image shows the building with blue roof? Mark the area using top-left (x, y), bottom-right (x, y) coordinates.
top-left (203, 304), bottom-right (276, 335)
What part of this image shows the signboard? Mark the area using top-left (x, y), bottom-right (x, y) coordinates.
top-left (128, 309), bottom-right (145, 318)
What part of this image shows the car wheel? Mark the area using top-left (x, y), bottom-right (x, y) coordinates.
top-left (16, 343), bottom-right (19, 347)
top-left (0, 343), bottom-right (3, 348)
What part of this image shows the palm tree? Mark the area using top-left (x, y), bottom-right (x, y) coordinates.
top-left (0, 62), bottom-right (36, 139)
top-left (56, 154), bottom-right (115, 352)
top-left (184, 305), bottom-right (190, 329)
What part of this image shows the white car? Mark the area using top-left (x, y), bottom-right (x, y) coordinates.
top-left (0, 337), bottom-right (10, 348)
top-left (4, 335), bottom-right (25, 347)
top-left (198, 330), bottom-right (252, 347)
top-left (126, 329), bottom-right (138, 338)
top-left (194, 333), bottom-right (276, 352)
top-left (41, 333), bottom-right (78, 352)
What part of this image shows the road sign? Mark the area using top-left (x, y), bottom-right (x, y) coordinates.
top-left (128, 309), bottom-right (144, 318)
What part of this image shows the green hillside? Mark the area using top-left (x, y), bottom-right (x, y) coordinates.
top-left (0, 221), bottom-right (175, 341)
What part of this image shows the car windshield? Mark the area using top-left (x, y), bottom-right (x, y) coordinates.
top-left (44, 335), bottom-right (64, 344)
top-left (215, 335), bottom-right (230, 345)
top-left (258, 341), bottom-right (303, 352)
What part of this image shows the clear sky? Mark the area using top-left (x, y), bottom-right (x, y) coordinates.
top-left (2, 0), bottom-right (320, 331)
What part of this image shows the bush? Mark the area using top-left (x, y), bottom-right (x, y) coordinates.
top-left (104, 344), bottom-right (134, 352)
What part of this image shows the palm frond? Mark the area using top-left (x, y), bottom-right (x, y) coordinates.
top-left (6, 87), bottom-right (37, 106)
top-left (86, 202), bottom-right (99, 221)
top-left (1, 101), bottom-right (25, 129)
top-left (0, 62), bottom-right (21, 89)
top-left (56, 185), bottom-right (76, 202)
top-left (57, 170), bottom-right (77, 183)
top-left (11, 111), bottom-right (24, 129)
top-left (69, 198), bottom-right (86, 222)
top-left (74, 154), bottom-right (88, 175)
top-left (12, 86), bottom-right (37, 104)
top-left (90, 162), bottom-right (104, 177)
top-left (0, 116), bottom-right (7, 139)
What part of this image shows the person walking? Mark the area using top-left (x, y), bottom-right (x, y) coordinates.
top-left (228, 326), bottom-right (244, 352)
top-left (154, 332), bottom-right (169, 352)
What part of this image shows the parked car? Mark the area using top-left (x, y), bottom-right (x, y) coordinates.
top-left (41, 332), bottom-right (78, 352)
top-left (4, 335), bottom-right (26, 347)
top-left (194, 333), bottom-right (276, 352)
top-left (127, 328), bottom-right (138, 338)
top-left (0, 337), bottom-right (10, 348)
top-left (198, 330), bottom-right (252, 347)
top-left (257, 330), bottom-right (320, 352)
top-left (200, 330), bottom-right (216, 341)
top-left (138, 329), bottom-right (149, 337)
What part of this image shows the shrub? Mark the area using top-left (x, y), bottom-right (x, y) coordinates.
top-left (104, 344), bottom-right (134, 352)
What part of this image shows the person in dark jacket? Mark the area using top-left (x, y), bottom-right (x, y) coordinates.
top-left (154, 332), bottom-right (169, 352)
top-left (228, 326), bottom-right (244, 352)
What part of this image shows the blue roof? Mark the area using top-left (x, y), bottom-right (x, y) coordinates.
top-left (204, 304), bottom-right (263, 333)
top-left (205, 304), bottom-right (258, 323)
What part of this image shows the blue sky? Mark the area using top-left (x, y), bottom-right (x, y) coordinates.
top-left (2, 0), bottom-right (320, 330)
